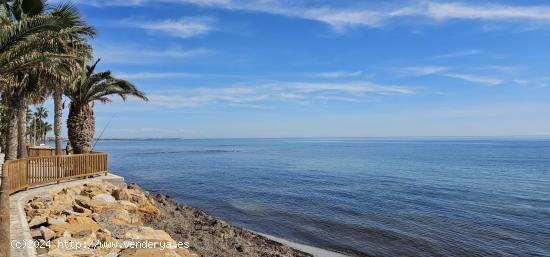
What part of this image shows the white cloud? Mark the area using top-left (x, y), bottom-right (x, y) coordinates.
top-left (429, 50), bottom-right (481, 59)
top-left (514, 79), bottom-right (529, 86)
top-left (398, 66), bottom-right (505, 86)
top-left (145, 81), bottom-right (415, 109)
top-left (66, 1), bottom-right (550, 30)
top-left (120, 17), bottom-right (215, 38)
top-left (93, 46), bottom-right (211, 64)
top-left (423, 2), bottom-right (550, 21)
top-left (291, 82), bottom-right (414, 95)
top-left (312, 71), bottom-right (364, 79)
top-left (116, 72), bottom-right (197, 79)
top-left (476, 65), bottom-right (520, 73)
top-left (443, 73), bottom-right (503, 86)
top-left (398, 66), bottom-right (449, 76)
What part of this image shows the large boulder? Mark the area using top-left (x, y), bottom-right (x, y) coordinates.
top-left (28, 215), bottom-right (48, 228)
top-left (112, 187), bottom-right (132, 201)
top-left (123, 226), bottom-right (176, 244)
top-left (93, 194), bottom-right (116, 203)
top-left (47, 216), bottom-right (68, 225)
top-left (137, 203), bottom-right (163, 222)
top-left (80, 183), bottom-right (114, 198)
top-left (49, 216), bottom-right (100, 235)
top-left (39, 226), bottom-right (56, 241)
top-left (45, 248), bottom-right (95, 257)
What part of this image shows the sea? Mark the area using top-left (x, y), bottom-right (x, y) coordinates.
top-left (92, 138), bottom-right (550, 257)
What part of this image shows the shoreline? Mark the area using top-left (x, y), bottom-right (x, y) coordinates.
top-left (143, 188), bottom-right (351, 257)
top-left (146, 190), bottom-right (325, 256)
top-left (255, 232), bottom-right (349, 257)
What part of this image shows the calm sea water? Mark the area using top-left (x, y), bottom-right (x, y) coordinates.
top-left (94, 138), bottom-right (550, 257)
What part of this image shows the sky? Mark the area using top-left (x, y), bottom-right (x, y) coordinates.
top-left (43, 0), bottom-right (550, 138)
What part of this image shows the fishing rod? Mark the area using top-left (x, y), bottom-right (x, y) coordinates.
top-left (92, 114), bottom-right (117, 151)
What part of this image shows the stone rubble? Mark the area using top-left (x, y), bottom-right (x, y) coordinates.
top-left (25, 183), bottom-right (197, 257)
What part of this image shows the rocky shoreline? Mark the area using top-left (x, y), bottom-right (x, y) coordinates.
top-left (23, 182), bottom-right (313, 257)
top-left (147, 191), bottom-right (312, 257)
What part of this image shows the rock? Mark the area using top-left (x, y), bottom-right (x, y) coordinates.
top-left (46, 248), bottom-right (95, 257)
top-left (112, 187), bottom-right (131, 201)
top-left (76, 198), bottom-right (113, 213)
top-left (26, 207), bottom-right (50, 220)
top-left (104, 253), bottom-right (119, 257)
top-left (123, 226), bottom-right (176, 244)
top-left (175, 248), bottom-right (199, 257)
top-left (30, 229), bottom-right (41, 239)
top-left (49, 193), bottom-right (75, 212)
top-left (95, 234), bottom-right (123, 256)
top-left (118, 200), bottom-right (137, 209)
top-left (73, 203), bottom-right (92, 215)
top-left (29, 200), bottom-right (46, 209)
top-left (62, 231), bottom-right (72, 238)
top-left (49, 216), bottom-right (100, 235)
top-left (137, 204), bottom-right (163, 222)
top-left (130, 193), bottom-right (150, 205)
top-left (119, 248), bottom-right (180, 257)
top-left (93, 194), bottom-right (116, 203)
top-left (92, 213), bottom-right (100, 222)
top-left (28, 215), bottom-right (48, 228)
top-left (39, 226), bottom-right (56, 241)
top-left (47, 217), bottom-right (68, 225)
top-left (97, 209), bottom-right (140, 238)
top-left (81, 183), bottom-right (113, 198)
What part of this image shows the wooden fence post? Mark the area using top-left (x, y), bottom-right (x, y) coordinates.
top-left (0, 163), bottom-right (11, 257)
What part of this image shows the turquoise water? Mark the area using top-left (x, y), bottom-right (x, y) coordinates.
top-left (94, 138), bottom-right (550, 256)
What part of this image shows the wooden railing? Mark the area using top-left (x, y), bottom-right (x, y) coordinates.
top-left (3, 152), bottom-right (108, 194)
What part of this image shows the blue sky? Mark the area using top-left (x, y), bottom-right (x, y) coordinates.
top-left (45, 0), bottom-right (550, 138)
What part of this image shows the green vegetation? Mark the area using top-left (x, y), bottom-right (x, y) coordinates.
top-left (0, 0), bottom-right (147, 159)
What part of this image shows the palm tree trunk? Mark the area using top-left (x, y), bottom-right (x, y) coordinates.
top-left (0, 94), bottom-right (21, 257)
top-left (5, 95), bottom-right (22, 160)
top-left (17, 104), bottom-right (28, 158)
top-left (54, 88), bottom-right (63, 155)
top-left (67, 103), bottom-right (95, 154)
top-left (0, 165), bottom-right (10, 257)
top-left (32, 117), bottom-right (36, 145)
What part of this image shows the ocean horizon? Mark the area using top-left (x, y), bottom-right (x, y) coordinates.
top-left (91, 138), bottom-right (550, 256)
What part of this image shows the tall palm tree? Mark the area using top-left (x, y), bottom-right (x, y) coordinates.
top-left (33, 105), bottom-right (46, 143)
top-left (0, 1), bottom-right (94, 160)
top-left (47, 3), bottom-right (95, 155)
top-left (0, 2), bottom-right (93, 254)
top-left (65, 59), bottom-right (148, 154)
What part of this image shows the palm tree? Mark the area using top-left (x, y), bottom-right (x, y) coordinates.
top-left (65, 59), bottom-right (148, 154)
top-left (47, 3), bottom-right (95, 155)
top-left (33, 105), bottom-right (47, 143)
top-left (0, 2), bottom-right (94, 254)
top-left (0, 0), bottom-right (94, 160)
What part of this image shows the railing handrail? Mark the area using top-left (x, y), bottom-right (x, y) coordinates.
top-left (23, 151), bottom-right (107, 161)
top-left (3, 152), bottom-right (109, 195)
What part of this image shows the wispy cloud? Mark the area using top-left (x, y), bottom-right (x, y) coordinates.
top-left (67, 1), bottom-right (550, 30)
top-left (443, 73), bottom-right (503, 86)
top-left (146, 81), bottom-right (415, 109)
top-left (94, 45), bottom-right (211, 64)
top-left (421, 2), bottom-right (550, 21)
top-left (312, 71), bottom-right (364, 79)
top-left (291, 82), bottom-right (414, 95)
top-left (398, 66), bottom-right (449, 76)
top-left (398, 66), bottom-right (504, 86)
top-left (119, 17), bottom-right (215, 38)
top-left (116, 72), bottom-right (198, 80)
top-left (429, 50), bottom-right (481, 60)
